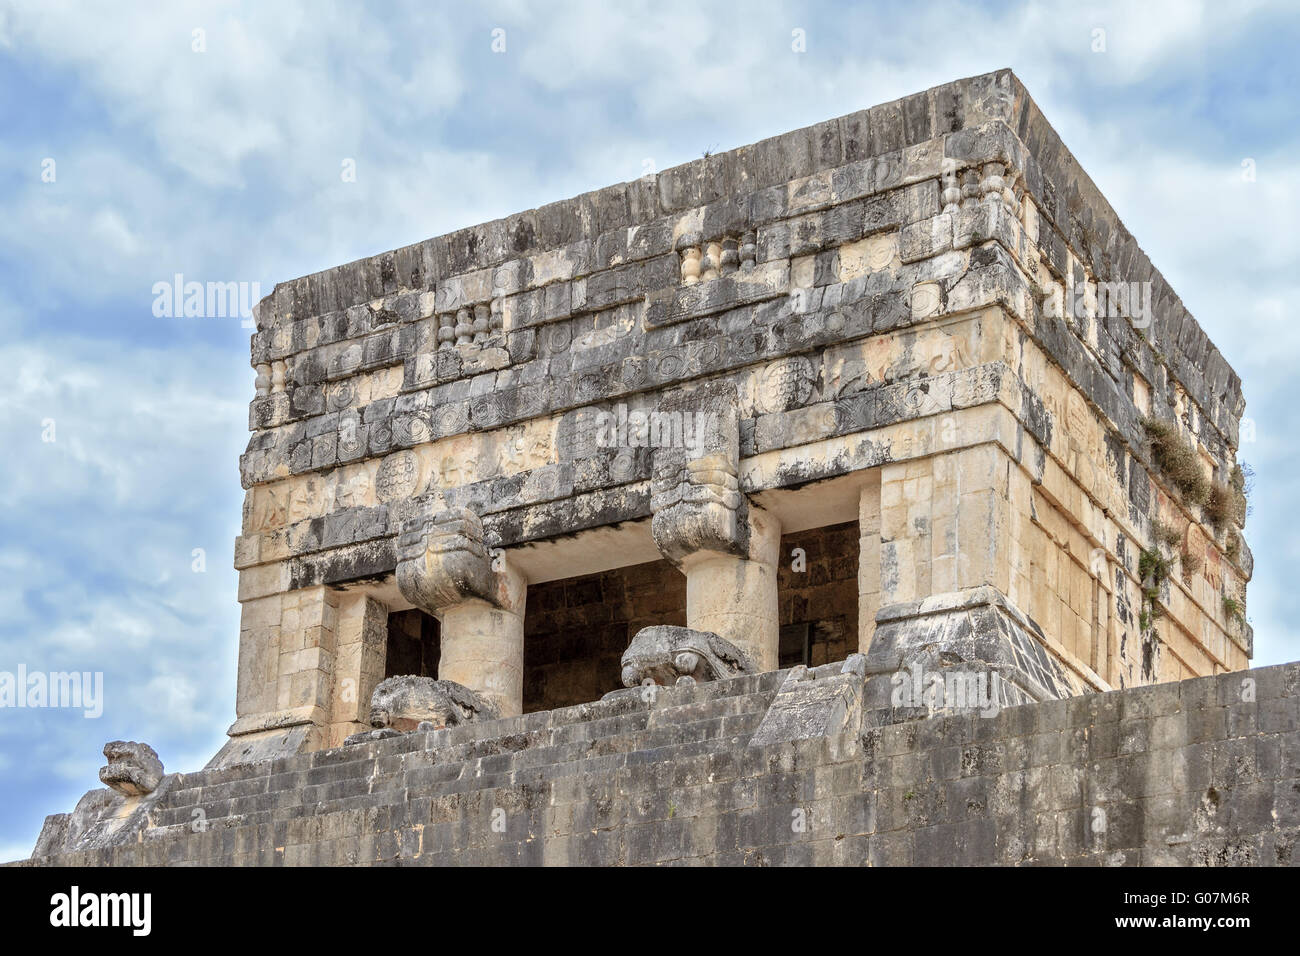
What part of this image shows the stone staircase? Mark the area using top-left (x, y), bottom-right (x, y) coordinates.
top-left (29, 666), bottom-right (850, 865)
top-left (24, 660), bottom-right (1297, 866)
top-left (154, 670), bottom-right (784, 835)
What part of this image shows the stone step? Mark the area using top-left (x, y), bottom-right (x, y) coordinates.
top-left (151, 729), bottom-right (759, 836)
top-left (149, 702), bottom-right (773, 831)
top-left (144, 671), bottom-right (797, 834)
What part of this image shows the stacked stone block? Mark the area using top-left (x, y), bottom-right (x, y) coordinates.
top-left (21, 661), bottom-right (1298, 866)
top-left (213, 70), bottom-right (1245, 770)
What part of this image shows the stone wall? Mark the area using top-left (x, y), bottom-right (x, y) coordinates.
top-left (220, 66), bottom-right (1252, 767)
top-left (523, 559), bottom-right (685, 712)
top-left (21, 660), bottom-right (1299, 866)
top-left (778, 521), bottom-right (860, 666)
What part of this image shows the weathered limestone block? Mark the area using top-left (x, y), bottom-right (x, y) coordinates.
top-left (858, 476), bottom-right (882, 654)
top-left (98, 740), bottom-right (164, 796)
top-left (32, 789), bottom-right (114, 859)
top-left (33, 743), bottom-right (178, 858)
top-left (207, 723), bottom-right (314, 770)
top-left (616, 625), bottom-right (756, 688)
top-left (864, 587), bottom-right (1083, 722)
top-left (649, 382), bottom-right (749, 563)
top-left (649, 382), bottom-right (782, 670)
top-left (217, 582), bottom-right (344, 768)
top-left (678, 517), bottom-right (780, 671)
top-left (397, 508), bottom-right (503, 610)
top-left (749, 654), bottom-right (865, 749)
top-left (396, 506), bottom-right (527, 716)
top-left (366, 674), bottom-right (500, 731)
top-left (210, 69), bottom-right (1253, 788)
top-left (326, 593), bottom-right (390, 748)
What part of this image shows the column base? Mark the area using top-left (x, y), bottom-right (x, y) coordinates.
top-left (863, 586), bottom-right (1084, 716)
top-left (206, 710), bottom-right (322, 769)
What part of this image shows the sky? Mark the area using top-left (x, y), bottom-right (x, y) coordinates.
top-left (0, 0), bottom-right (1297, 860)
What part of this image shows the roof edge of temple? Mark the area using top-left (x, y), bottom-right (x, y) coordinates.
top-left (252, 67), bottom-right (1244, 431)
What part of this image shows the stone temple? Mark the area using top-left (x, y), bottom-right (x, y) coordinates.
top-left (22, 70), bottom-right (1297, 867)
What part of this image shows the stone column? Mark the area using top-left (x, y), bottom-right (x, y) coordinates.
top-left (677, 510), bottom-right (781, 671)
top-left (396, 507), bottom-right (527, 717)
top-left (857, 472), bottom-right (882, 654)
top-left (877, 444), bottom-right (1013, 606)
top-left (326, 593), bottom-right (389, 748)
top-left (865, 442), bottom-right (1080, 707)
top-left (649, 382), bottom-right (781, 671)
top-left (214, 583), bottom-right (340, 767)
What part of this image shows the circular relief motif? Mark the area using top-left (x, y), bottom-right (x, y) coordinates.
top-left (756, 356), bottom-right (815, 414)
top-left (337, 415), bottom-right (363, 456)
top-left (902, 384), bottom-right (939, 416)
top-left (394, 413), bottom-right (431, 445)
top-left (375, 450), bottom-right (424, 503)
top-left (815, 404), bottom-right (840, 435)
top-left (434, 404), bottom-right (469, 437)
top-left (336, 344), bottom-right (363, 374)
top-left (866, 238), bottom-right (895, 271)
top-left (911, 282), bottom-right (942, 319)
top-left (470, 396), bottom-right (502, 428)
top-left (655, 350), bottom-right (685, 380)
top-left (327, 380), bottom-right (355, 412)
top-left (692, 340), bottom-right (722, 371)
top-left (610, 451), bottom-right (636, 481)
top-left (577, 371), bottom-right (607, 401)
top-left (524, 467), bottom-right (561, 500)
top-left (545, 325), bottom-right (572, 353)
top-left (368, 420), bottom-right (392, 453)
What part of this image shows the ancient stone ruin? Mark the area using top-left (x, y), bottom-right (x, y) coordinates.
top-left (23, 70), bottom-right (1293, 867)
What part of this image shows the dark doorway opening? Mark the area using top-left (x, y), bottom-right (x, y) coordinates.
top-left (385, 608), bottom-right (440, 679)
top-left (777, 520), bottom-right (860, 668)
top-left (522, 558), bottom-right (686, 713)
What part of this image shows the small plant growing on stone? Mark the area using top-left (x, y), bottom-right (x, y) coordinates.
top-left (1225, 529), bottom-right (1242, 563)
top-left (1142, 416), bottom-right (1209, 504)
top-left (1138, 546), bottom-right (1172, 588)
top-left (1232, 460), bottom-right (1253, 520)
top-left (1138, 546), bottom-right (1171, 628)
top-left (1152, 518), bottom-right (1182, 551)
top-left (1179, 546), bottom-right (1202, 579)
top-left (1230, 462), bottom-right (1247, 491)
top-left (1205, 480), bottom-right (1236, 534)
top-left (1222, 593), bottom-right (1245, 626)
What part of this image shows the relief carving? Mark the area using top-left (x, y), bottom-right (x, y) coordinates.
top-left (375, 449), bottom-right (424, 503)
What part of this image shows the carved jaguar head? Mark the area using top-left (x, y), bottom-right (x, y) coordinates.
top-left (619, 625), bottom-right (755, 688)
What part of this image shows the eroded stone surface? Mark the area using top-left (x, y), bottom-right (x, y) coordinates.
top-left (616, 625), bottom-right (756, 688)
top-left (16, 661), bottom-right (1300, 867)
top-left (99, 741), bottom-right (164, 796)
top-left (228, 70), bottom-right (1252, 765)
top-left (21, 71), bottom-right (1266, 867)
top-left (362, 674), bottom-right (500, 732)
